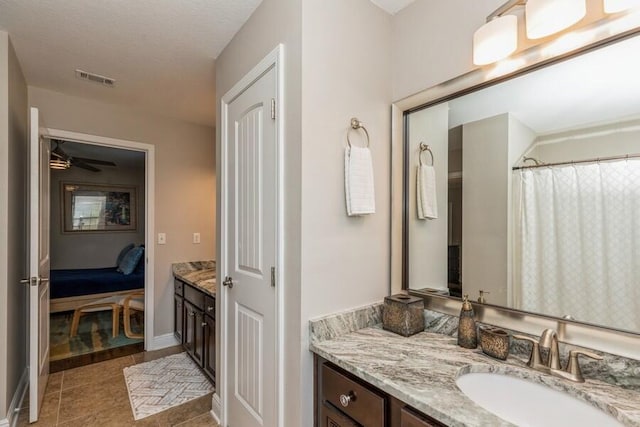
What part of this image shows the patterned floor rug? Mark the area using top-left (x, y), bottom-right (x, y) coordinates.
top-left (50, 310), bottom-right (143, 361)
top-left (123, 352), bottom-right (215, 420)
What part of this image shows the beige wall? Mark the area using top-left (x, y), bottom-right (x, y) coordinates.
top-left (391, 0), bottom-right (505, 101)
top-left (462, 114), bottom-right (535, 305)
top-left (0, 31), bottom-right (28, 421)
top-left (406, 103), bottom-right (449, 290)
top-left (50, 164), bottom-right (146, 269)
top-left (216, 0), bottom-right (392, 423)
top-left (215, 0), bottom-right (303, 423)
top-left (462, 114), bottom-right (510, 304)
top-left (29, 86), bottom-right (215, 340)
top-left (532, 118), bottom-right (640, 163)
top-left (300, 0), bottom-right (392, 422)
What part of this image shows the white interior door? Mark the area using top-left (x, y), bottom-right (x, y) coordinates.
top-left (224, 66), bottom-right (277, 427)
top-left (27, 107), bottom-right (50, 422)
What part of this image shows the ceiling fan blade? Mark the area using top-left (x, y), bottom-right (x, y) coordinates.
top-left (72, 157), bottom-right (116, 166)
top-left (52, 145), bottom-right (69, 160)
top-left (51, 150), bottom-right (67, 160)
top-left (72, 159), bottom-right (101, 172)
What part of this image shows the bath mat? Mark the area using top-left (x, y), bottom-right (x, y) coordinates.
top-left (50, 310), bottom-right (143, 361)
top-left (123, 352), bottom-right (214, 420)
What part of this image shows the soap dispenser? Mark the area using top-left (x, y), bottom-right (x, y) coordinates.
top-left (458, 294), bottom-right (478, 349)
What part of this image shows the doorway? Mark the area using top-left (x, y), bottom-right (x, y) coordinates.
top-left (42, 129), bottom-right (156, 372)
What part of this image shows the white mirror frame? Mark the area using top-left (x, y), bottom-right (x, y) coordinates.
top-left (390, 26), bottom-right (640, 360)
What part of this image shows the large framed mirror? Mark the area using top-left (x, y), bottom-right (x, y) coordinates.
top-left (392, 28), bottom-right (640, 357)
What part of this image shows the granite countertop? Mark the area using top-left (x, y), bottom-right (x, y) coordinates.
top-left (310, 325), bottom-right (640, 427)
top-left (172, 261), bottom-right (216, 297)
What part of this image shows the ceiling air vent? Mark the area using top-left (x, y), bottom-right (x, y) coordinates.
top-left (75, 69), bottom-right (116, 87)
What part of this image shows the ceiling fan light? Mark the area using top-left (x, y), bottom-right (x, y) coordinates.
top-left (604, 0), bottom-right (640, 13)
top-left (50, 158), bottom-right (70, 170)
top-left (526, 0), bottom-right (586, 39)
top-left (473, 15), bottom-right (518, 66)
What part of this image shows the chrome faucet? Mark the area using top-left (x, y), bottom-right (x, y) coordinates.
top-left (514, 329), bottom-right (603, 382)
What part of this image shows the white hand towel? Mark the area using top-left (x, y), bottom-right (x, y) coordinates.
top-left (345, 146), bottom-right (375, 216)
top-left (417, 164), bottom-right (438, 220)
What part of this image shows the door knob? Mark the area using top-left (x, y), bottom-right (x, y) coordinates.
top-left (223, 276), bottom-right (234, 289)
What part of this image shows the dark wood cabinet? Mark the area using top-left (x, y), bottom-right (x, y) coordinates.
top-left (184, 300), bottom-right (204, 366)
top-left (315, 355), bottom-right (446, 427)
top-left (400, 407), bottom-right (441, 427)
top-left (173, 294), bottom-right (184, 343)
top-left (203, 312), bottom-right (216, 381)
top-left (174, 278), bottom-right (215, 384)
top-left (320, 401), bottom-right (359, 427)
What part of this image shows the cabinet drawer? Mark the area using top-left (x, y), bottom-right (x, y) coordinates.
top-left (322, 364), bottom-right (385, 427)
top-left (401, 407), bottom-right (442, 427)
top-left (184, 283), bottom-right (205, 310)
top-left (174, 279), bottom-right (184, 296)
top-left (204, 295), bottom-right (215, 318)
top-left (320, 401), bottom-right (358, 427)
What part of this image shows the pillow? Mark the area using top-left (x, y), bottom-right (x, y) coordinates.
top-left (133, 250), bottom-right (146, 274)
top-left (117, 246), bottom-right (144, 275)
top-left (116, 243), bottom-right (135, 267)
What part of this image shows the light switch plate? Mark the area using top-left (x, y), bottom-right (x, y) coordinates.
top-left (193, 232), bottom-right (201, 244)
top-left (158, 233), bottom-right (166, 245)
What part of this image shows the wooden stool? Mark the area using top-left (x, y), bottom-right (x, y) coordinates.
top-left (70, 296), bottom-right (123, 338)
top-left (121, 291), bottom-right (145, 339)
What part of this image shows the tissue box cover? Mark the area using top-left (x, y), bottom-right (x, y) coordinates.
top-left (383, 294), bottom-right (425, 337)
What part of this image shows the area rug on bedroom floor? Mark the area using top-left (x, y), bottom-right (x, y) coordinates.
top-left (50, 310), bottom-right (144, 361)
top-left (123, 352), bottom-right (214, 420)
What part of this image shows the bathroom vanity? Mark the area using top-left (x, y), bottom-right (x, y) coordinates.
top-left (310, 305), bottom-right (640, 427)
top-left (173, 261), bottom-right (216, 384)
top-left (316, 356), bottom-right (444, 426)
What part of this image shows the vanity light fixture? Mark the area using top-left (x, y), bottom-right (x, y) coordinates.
top-left (526, 0), bottom-right (586, 39)
top-left (473, 0), bottom-right (591, 65)
top-left (473, 15), bottom-right (518, 65)
top-left (604, 0), bottom-right (640, 13)
top-left (473, 0), bottom-right (525, 66)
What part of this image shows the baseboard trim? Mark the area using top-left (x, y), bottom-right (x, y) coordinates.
top-left (148, 333), bottom-right (179, 351)
top-left (211, 393), bottom-right (221, 424)
top-left (4, 368), bottom-right (28, 427)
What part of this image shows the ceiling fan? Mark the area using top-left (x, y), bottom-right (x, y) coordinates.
top-left (50, 140), bottom-right (116, 172)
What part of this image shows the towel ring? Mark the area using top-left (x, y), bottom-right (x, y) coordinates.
top-left (347, 117), bottom-right (370, 148)
top-left (419, 142), bottom-right (434, 166)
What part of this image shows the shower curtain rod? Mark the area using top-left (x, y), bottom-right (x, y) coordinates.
top-left (512, 152), bottom-right (640, 170)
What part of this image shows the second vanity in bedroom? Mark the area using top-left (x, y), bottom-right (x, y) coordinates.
top-left (172, 261), bottom-right (216, 384)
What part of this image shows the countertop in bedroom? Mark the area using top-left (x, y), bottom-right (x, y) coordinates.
top-left (172, 261), bottom-right (216, 297)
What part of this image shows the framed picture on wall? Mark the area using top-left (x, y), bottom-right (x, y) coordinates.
top-left (62, 182), bottom-right (137, 233)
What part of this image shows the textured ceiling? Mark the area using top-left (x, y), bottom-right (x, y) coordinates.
top-left (369, 0), bottom-right (416, 15)
top-left (0, 0), bottom-right (263, 126)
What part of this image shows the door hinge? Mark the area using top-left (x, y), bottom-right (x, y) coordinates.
top-left (270, 98), bottom-right (276, 120)
top-left (271, 267), bottom-right (276, 287)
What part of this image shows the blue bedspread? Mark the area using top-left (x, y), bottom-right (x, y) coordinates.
top-left (50, 267), bottom-right (144, 299)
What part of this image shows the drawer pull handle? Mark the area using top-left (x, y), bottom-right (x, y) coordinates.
top-left (207, 305), bottom-right (214, 312)
top-left (188, 311), bottom-right (195, 317)
top-left (201, 322), bottom-right (207, 327)
top-left (339, 391), bottom-right (356, 407)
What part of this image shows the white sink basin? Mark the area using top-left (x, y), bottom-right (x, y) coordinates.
top-left (456, 372), bottom-right (623, 427)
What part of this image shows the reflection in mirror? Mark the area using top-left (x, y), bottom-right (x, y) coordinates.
top-left (405, 34), bottom-right (640, 334)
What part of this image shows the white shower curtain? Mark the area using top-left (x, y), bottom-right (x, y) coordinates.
top-left (515, 159), bottom-right (640, 332)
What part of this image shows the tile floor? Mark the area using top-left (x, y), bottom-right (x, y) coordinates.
top-left (17, 345), bottom-right (219, 427)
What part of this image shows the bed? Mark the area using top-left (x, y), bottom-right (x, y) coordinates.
top-left (50, 263), bottom-right (144, 313)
